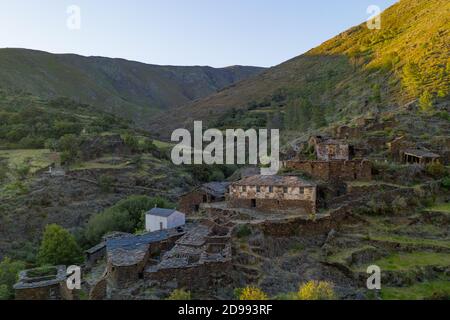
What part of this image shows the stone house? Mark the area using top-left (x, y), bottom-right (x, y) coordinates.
top-left (402, 149), bottom-right (441, 165)
top-left (145, 208), bottom-right (186, 233)
top-left (315, 139), bottom-right (351, 161)
top-left (228, 175), bottom-right (317, 214)
top-left (282, 159), bottom-right (372, 182)
top-left (179, 182), bottom-right (230, 215)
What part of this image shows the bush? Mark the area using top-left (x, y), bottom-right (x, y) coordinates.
top-left (442, 177), bottom-right (450, 190)
top-left (166, 289), bottom-right (191, 300)
top-left (392, 196), bottom-right (408, 214)
top-left (426, 163), bottom-right (446, 178)
top-left (37, 224), bottom-right (83, 266)
top-left (419, 91), bottom-right (434, 112)
top-left (84, 195), bottom-right (174, 245)
top-left (239, 286), bottom-right (268, 300)
top-left (298, 281), bottom-right (336, 300)
top-left (84, 208), bottom-right (134, 245)
top-left (98, 175), bottom-right (114, 193)
top-left (236, 225), bottom-right (252, 238)
top-left (0, 257), bottom-right (26, 300)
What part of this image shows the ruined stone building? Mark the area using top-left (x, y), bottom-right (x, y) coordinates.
top-left (106, 229), bottom-right (185, 289)
top-left (179, 182), bottom-right (230, 215)
top-left (228, 175), bottom-right (317, 214)
top-left (402, 149), bottom-right (441, 165)
top-left (315, 139), bottom-right (351, 161)
top-left (282, 159), bottom-right (372, 182)
top-left (145, 220), bottom-right (233, 290)
top-left (14, 266), bottom-right (75, 300)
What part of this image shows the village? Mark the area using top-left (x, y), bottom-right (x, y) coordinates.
top-left (11, 115), bottom-right (449, 300)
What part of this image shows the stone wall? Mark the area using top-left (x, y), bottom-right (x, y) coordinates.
top-left (89, 277), bottom-right (107, 300)
top-left (316, 143), bottom-right (350, 161)
top-left (179, 190), bottom-right (207, 215)
top-left (283, 160), bottom-right (372, 182)
top-left (228, 198), bottom-right (316, 214)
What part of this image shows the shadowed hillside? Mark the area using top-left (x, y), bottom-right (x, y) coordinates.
top-left (0, 48), bottom-right (265, 126)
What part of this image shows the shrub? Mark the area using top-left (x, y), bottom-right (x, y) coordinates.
top-left (419, 90), bottom-right (434, 112)
top-left (392, 196), bottom-right (408, 214)
top-left (84, 195), bottom-right (174, 245)
top-left (442, 177), bottom-right (450, 190)
top-left (98, 175), bottom-right (114, 193)
top-left (0, 257), bottom-right (26, 300)
top-left (239, 286), bottom-right (268, 300)
top-left (425, 163), bottom-right (446, 178)
top-left (166, 289), bottom-right (191, 300)
top-left (298, 281), bottom-right (336, 300)
top-left (84, 208), bottom-right (134, 245)
top-left (237, 225), bottom-right (252, 238)
top-left (37, 224), bottom-right (83, 266)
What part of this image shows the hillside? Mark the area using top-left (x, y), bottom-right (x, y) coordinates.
top-left (149, 0), bottom-right (450, 138)
top-left (0, 49), bottom-right (265, 126)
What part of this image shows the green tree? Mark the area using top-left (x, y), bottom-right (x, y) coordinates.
top-left (0, 257), bottom-right (25, 300)
top-left (37, 224), bottom-right (83, 266)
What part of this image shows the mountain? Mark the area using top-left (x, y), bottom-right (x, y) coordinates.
top-left (0, 48), bottom-right (265, 126)
top-left (149, 0), bottom-right (449, 138)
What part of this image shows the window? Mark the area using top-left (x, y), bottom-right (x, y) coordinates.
top-left (269, 186), bottom-right (273, 193)
top-left (283, 187), bottom-right (288, 193)
top-left (243, 186), bottom-right (247, 192)
top-left (256, 186), bottom-right (261, 192)
top-left (299, 187), bottom-right (305, 194)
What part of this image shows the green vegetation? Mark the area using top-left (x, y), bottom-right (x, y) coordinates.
top-left (363, 252), bottom-right (450, 271)
top-left (26, 266), bottom-right (57, 278)
top-left (381, 280), bottom-right (450, 300)
top-left (37, 224), bottom-right (83, 266)
top-left (236, 225), bottom-right (252, 238)
top-left (166, 289), bottom-right (192, 300)
top-left (426, 202), bottom-right (450, 214)
top-left (84, 195), bottom-right (175, 245)
top-left (0, 93), bottom-right (129, 149)
top-left (0, 257), bottom-right (25, 300)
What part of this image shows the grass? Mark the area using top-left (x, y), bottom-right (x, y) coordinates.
top-left (370, 234), bottom-right (450, 250)
top-left (26, 266), bottom-right (58, 278)
top-left (381, 280), bottom-right (450, 300)
top-left (0, 149), bottom-right (53, 173)
top-left (361, 252), bottom-right (450, 271)
top-left (426, 203), bottom-right (450, 214)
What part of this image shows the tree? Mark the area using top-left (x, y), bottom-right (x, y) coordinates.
top-left (166, 289), bottom-right (191, 300)
top-left (239, 286), bottom-right (269, 300)
top-left (0, 257), bottom-right (25, 300)
top-left (298, 281), bottom-right (336, 300)
top-left (37, 224), bottom-right (83, 266)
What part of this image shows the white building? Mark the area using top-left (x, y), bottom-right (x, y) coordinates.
top-left (145, 208), bottom-right (186, 232)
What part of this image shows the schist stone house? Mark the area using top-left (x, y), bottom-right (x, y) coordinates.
top-left (179, 182), bottom-right (230, 215)
top-left (145, 208), bottom-right (186, 233)
top-left (229, 175), bottom-right (317, 214)
top-left (402, 149), bottom-right (441, 165)
top-left (315, 139), bottom-right (351, 161)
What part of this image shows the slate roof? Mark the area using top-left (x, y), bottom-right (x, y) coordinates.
top-left (404, 149), bottom-right (440, 158)
top-left (232, 175), bottom-right (316, 187)
top-left (201, 182), bottom-right (230, 198)
top-left (147, 208), bottom-right (178, 218)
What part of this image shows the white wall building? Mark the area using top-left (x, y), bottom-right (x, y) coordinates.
top-left (145, 208), bottom-right (186, 233)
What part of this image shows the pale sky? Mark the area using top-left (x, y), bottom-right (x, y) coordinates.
top-left (0, 0), bottom-right (397, 67)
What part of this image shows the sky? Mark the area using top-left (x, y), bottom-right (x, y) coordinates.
top-left (0, 0), bottom-right (397, 68)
